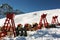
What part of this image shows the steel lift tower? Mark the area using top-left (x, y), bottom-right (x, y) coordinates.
top-left (51, 16), bottom-right (59, 24)
top-left (38, 13), bottom-right (49, 29)
top-left (2, 13), bottom-right (16, 37)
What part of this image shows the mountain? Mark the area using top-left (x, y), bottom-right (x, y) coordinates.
top-left (0, 4), bottom-right (24, 18)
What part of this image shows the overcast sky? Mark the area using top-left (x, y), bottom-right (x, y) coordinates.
top-left (0, 0), bottom-right (60, 13)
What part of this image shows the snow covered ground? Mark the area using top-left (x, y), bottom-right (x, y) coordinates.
top-left (3, 28), bottom-right (60, 40)
top-left (0, 9), bottom-right (60, 40)
top-left (26, 28), bottom-right (60, 40)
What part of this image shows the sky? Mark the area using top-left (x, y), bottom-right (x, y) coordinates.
top-left (0, 0), bottom-right (60, 13)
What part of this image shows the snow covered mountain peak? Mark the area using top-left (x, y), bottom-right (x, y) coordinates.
top-left (0, 4), bottom-right (25, 19)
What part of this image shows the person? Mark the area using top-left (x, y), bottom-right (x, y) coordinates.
top-left (16, 24), bottom-right (27, 36)
top-left (24, 24), bottom-right (31, 31)
top-left (32, 23), bottom-right (38, 31)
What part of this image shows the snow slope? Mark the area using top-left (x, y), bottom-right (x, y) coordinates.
top-left (0, 9), bottom-right (60, 26)
top-left (12, 9), bottom-right (60, 26)
top-left (0, 9), bottom-right (60, 40)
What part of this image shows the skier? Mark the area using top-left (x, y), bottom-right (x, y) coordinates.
top-left (16, 24), bottom-right (27, 37)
